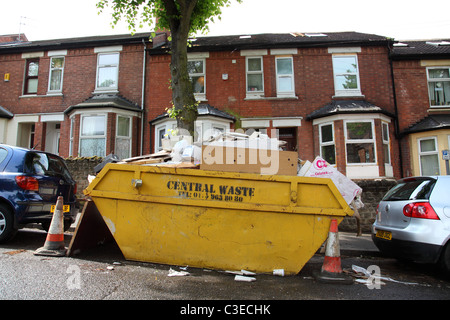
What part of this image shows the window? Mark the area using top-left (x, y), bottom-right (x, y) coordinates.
top-left (48, 56), bottom-right (64, 92)
top-left (156, 126), bottom-right (166, 151)
top-left (332, 55), bottom-right (361, 96)
top-left (69, 117), bottom-right (74, 157)
top-left (427, 67), bottom-right (450, 107)
top-left (79, 115), bottom-right (106, 157)
top-left (382, 122), bottom-right (390, 164)
top-left (115, 115), bottom-right (131, 160)
top-left (418, 137), bottom-right (440, 175)
top-left (24, 59), bottom-right (39, 94)
top-left (187, 59), bottom-right (205, 100)
top-left (319, 123), bottom-right (335, 165)
top-left (246, 57), bottom-right (264, 94)
top-left (96, 53), bottom-right (119, 90)
top-left (345, 121), bottom-right (376, 164)
top-left (275, 57), bottom-right (295, 97)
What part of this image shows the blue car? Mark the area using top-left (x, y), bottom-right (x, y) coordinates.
top-left (0, 144), bottom-right (78, 243)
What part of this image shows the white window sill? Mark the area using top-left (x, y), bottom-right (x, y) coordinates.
top-left (332, 92), bottom-right (365, 99)
top-left (244, 95), bottom-right (298, 101)
top-left (20, 93), bottom-right (64, 98)
top-left (93, 89), bottom-right (119, 95)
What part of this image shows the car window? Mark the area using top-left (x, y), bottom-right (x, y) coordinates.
top-left (24, 152), bottom-right (73, 181)
top-left (383, 178), bottom-right (436, 201)
top-left (0, 148), bottom-right (7, 165)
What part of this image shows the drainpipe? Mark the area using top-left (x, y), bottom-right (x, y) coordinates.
top-left (388, 43), bottom-right (404, 178)
top-left (140, 38), bottom-right (147, 156)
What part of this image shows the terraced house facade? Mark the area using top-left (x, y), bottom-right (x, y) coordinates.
top-left (1, 31), bottom-right (449, 180)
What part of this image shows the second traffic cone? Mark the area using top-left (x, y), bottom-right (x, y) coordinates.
top-left (34, 196), bottom-right (67, 257)
top-left (314, 219), bottom-right (353, 284)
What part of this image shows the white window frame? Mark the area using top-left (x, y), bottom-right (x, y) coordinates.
top-left (426, 66), bottom-right (450, 108)
top-left (95, 52), bottom-right (120, 92)
top-left (332, 54), bottom-right (362, 97)
top-left (382, 122), bottom-right (391, 165)
top-left (275, 56), bottom-right (295, 97)
top-left (344, 120), bottom-right (376, 165)
top-left (154, 121), bottom-right (177, 151)
top-left (188, 58), bottom-right (206, 101)
top-left (418, 136), bottom-right (440, 176)
top-left (69, 117), bottom-right (74, 157)
top-left (47, 56), bottom-right (65, 93)
top-left (246, 56), bottom-right (264, 97)
top-left (115, 115), bottom-right (132, 160)
top-left (79, 114), bottom-right (107, 157)
top-left (319, 122), bottom-right (336, 165)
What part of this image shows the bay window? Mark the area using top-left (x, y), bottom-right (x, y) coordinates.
top-left (115, 115), bottom-right (131, 160)
top-left (382, 122), bottom-right (390, 164)
top-left (319, 123), bottom-right (335, 165)
top-left (80, 115), bottom-right (106, 157)
top-left (345, 120), bottom-right (376, 164)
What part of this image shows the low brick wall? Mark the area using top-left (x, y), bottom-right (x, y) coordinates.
top-left (65, 157), bottom-right (397, 233)
top-left (340, 179), bottom-right (397, 233)
top-left (65, 157), bottom-right (103, 200)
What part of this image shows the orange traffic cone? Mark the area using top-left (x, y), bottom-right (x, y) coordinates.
top-left (34, 196), bottom-right (67, 257)
top-left (314, 219), bottom-right (353, 284)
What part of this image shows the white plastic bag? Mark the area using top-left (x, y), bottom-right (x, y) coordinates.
top-left (299, 156), bottom-right (362, 205)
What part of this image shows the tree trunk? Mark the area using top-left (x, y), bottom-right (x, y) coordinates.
top-left (166, 0), bottom-right (198, 138)
top-left (170, 31), bottom-right (198, 137)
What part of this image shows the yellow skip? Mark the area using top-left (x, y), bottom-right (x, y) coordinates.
top-left (82, 164), bottom-right (353, 275)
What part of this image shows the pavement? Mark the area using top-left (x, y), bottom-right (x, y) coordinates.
top-left (338, 232), bottom-right (380, 256)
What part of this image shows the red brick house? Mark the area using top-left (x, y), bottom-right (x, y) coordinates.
top-left (390, 39), bottom-right (450, 177)
top-left (0, 33), bottom-right (152, 159)
top-left (4, 31), bottom-right (448, 181)
top-left (147, 32), bottom-right (399, 179)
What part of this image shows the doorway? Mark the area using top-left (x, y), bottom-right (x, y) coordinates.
top-left (278, 127), bottom-right (297, 151)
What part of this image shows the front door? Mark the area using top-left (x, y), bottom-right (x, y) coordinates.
top-left (278, 127), bottom-right (297, 151)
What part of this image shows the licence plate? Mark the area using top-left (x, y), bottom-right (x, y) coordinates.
top-left (51, 205), bottom-right (70, 213)
top-left (376, 230), bottom-right (392, 240)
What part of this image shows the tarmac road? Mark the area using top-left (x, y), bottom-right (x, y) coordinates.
top-left (1, 227), bottom-right (449, 308)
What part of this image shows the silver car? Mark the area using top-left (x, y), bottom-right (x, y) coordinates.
top-left (372, 176), bottom-right (450, 274)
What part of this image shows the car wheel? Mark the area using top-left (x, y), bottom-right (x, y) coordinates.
top-left (438, 242), bottom-right (450, 276)
top-left (0, 204), bottom-right (18, 243)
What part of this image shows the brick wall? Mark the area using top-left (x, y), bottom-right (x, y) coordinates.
top-left (340, 179), bottom-right (397, 233)
top-left (392, 60), bottom-right (429, 132)
top-left (147, 46), bottom-right (396, 160)
top-left (65, 157), bottom-right (103, 200)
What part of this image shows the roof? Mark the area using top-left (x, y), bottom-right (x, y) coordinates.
top-left (391, 39), bottom-right (450, 60)
top-left (0, 32), bottom-right (154, 54)
top-left (150, 31), bottom-right (392, 54)
top-left (150, 103), bottom-right (235, 123)
top-left (64, 94), bottom-right (142, 115)
top-left (306, 100), bottom-right (395, 120)
top-left (402, 114), bottom-right (450, 135)
top-left (0, 106), bottom-right (13, 119)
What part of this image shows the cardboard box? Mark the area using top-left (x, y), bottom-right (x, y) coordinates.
top-left (200, 145), bottom-right (298, 176)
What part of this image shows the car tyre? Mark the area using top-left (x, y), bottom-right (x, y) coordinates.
top-left (438, 241), bottom-right (450, 276)
top-left (0, 204), bottom-right (18, 243)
